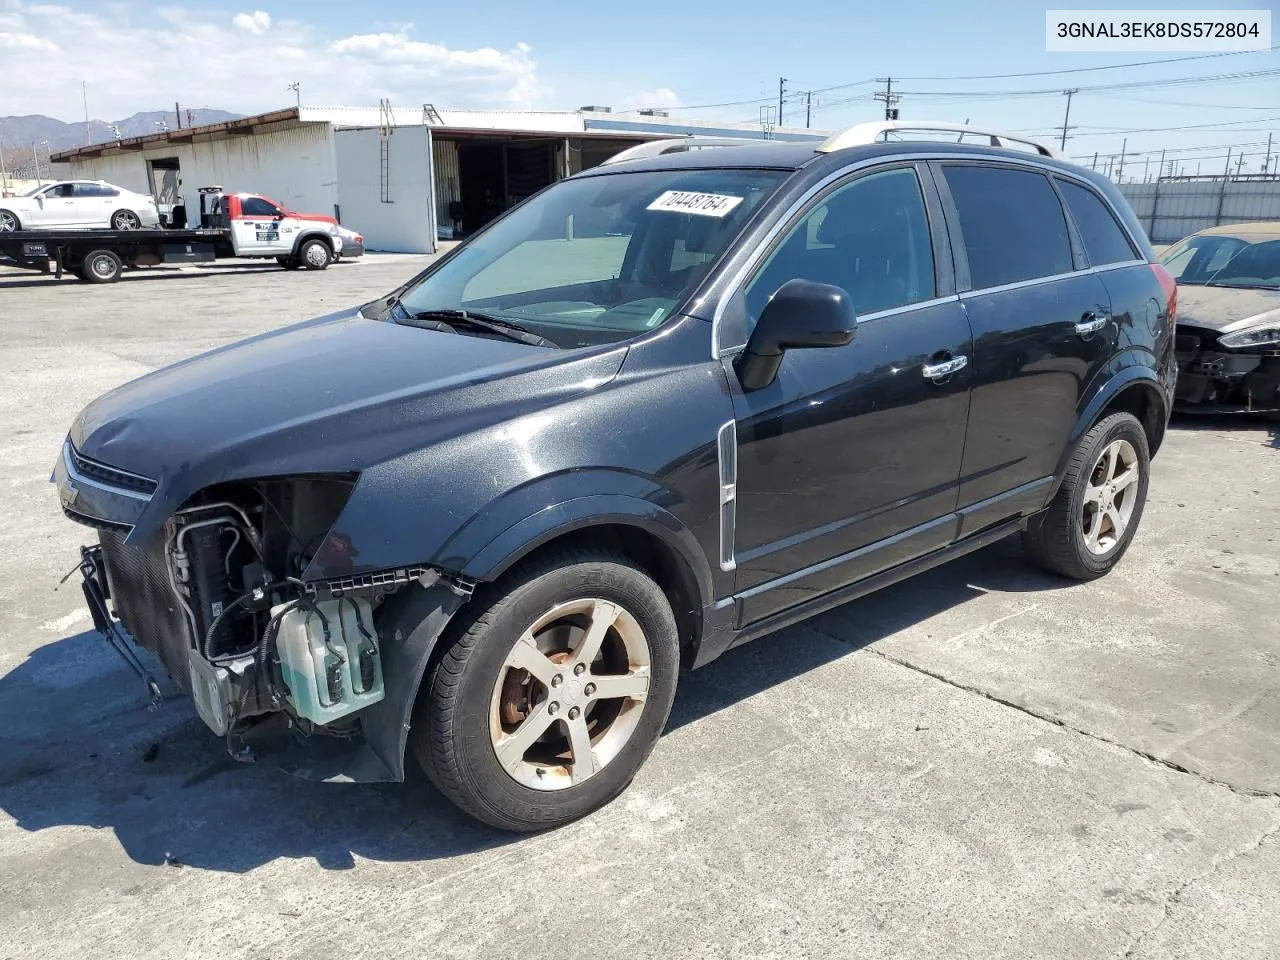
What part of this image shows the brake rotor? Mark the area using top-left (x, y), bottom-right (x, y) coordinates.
top-left (498, 649), bottom-right (572, 725)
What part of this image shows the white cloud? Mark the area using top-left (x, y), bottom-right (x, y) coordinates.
top-left (0, 2), bottom-right (543, 121)
top-left (231, 10), bottom-right (270, 35)
top-left (0, 30), bottom-right (58, 51)
top-left (627, 88), bottom-right (682, 111)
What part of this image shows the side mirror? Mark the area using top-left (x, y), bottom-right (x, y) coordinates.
top-left (734, 279), bottom-right (857, 390)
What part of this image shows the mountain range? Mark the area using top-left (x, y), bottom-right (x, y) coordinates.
top-left (0, 109), bottom-right (242, 173)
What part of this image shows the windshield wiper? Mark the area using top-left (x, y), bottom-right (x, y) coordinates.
top-left (1203, 281), bottom-right (1280, 290)
top-left (410, 309), bottom-right (556, 348)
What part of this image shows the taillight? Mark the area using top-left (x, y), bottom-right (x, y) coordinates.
top-left (1150, 262), bottom-right (1177, 328)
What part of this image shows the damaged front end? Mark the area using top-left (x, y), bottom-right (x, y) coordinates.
top-left (62, 452), bottom-right (470, 780)
top-left (1175, 323), bottom-right (1280, 414)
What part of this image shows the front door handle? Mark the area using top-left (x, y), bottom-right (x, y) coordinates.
top-left (922, 355), bottom-right (968, 380)
top-left (1075, 311), bottom-right (1110, 336)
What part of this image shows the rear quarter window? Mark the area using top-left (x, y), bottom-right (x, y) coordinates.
top-left (1058, 180), bottom-right (1138, 266)
top-left (943, 165), bottom-right (1073, 289)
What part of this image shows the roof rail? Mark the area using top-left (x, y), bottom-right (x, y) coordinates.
top-left (818, 121), bottom-right (1064, 159)
top-left (601, 136), bottom-right (778, 165)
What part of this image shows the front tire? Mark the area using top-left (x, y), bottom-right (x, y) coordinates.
top-left (1023, 412), bottom-right (1150, 580)
top-left (0, 209), bottom-right (20, 232)
top-left (110, 210), bottom-right (141, 230)
top-left (413, 547), bottom-right (679, 831)
top-left (299, 238), bottom-right (330, 271)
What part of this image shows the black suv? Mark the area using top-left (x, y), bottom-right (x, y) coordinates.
top-left (57, 125), bottom-right (1177, 831)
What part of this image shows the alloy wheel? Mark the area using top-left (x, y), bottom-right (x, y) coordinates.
top-left (1081, 438), bottom-right (1140, 555)
top-left (489, 597), bottom-right (652, 791)
top-left (0, 211), bottom-right (16, 232)
top-left (112, 211), bottom-right (140, 229)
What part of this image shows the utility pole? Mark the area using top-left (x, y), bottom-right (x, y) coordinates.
top-left (1223, 147), bottom-right (1233, 176)
top-left (1091, 151), bottom-right (1097, 170)
top-left (0, 144), bottom-right (8, 193)
top-left (777, 77), bottom-right (787, 127)
top-left (874, 77), bottom-right (901, 121)
top-left (1143, 155), bottom-right (1150, 182)
top-left (1059, 88), bottom-right (1077, 151)
top-left (1262, 132), bottom-right (1273, 175)
top-left (175, 102), bottom-right (182, 130)
top-left (31, 140), bottom-right (40, 184)
top-left (805, 90), bottom-right (813, 129)
top-left (1235, 153), bottom-right (1246, 177)
top-left (186, 109), bottom-right (194, 129)
top-left (287, 82), bottom-right (301, 107)
top-left (82, 80), bottom-right (91, 144)
top-left (1115, 138), bottom-right (1127, 182)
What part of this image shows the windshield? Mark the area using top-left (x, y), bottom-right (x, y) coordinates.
top-left (1159, 234), bottom-right (1280, 288)
top-left (1199, 238), bottom-right (1280, 289)
top-left (21, 184), bottom-right (50, 197)
top-left (396, 168), bottom-right (787, 347)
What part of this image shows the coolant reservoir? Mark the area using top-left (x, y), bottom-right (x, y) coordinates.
top-left (273, 597), bottom-right (384, 725)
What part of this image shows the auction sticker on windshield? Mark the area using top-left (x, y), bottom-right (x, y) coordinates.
top-left (647, 191), bottom-right (744, 218)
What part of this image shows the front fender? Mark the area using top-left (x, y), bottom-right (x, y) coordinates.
top-left (462, 491), bottom-right (715, 605)
top-left (291, 230), bottom-right (334, 256)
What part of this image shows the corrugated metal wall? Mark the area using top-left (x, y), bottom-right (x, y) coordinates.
top-left (57, 122), bottom-right (340, 226)
top-left (1120, 180), bottom-right (1280, 244)
top-left (333, 126), bottom-right (436, 253)
top-left (433, 140), bottom-right (461, 237)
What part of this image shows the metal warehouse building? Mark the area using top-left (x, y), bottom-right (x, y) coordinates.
top-left (50, 105), bottom-right (824, 253)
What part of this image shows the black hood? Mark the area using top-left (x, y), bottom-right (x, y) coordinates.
top-left (69, 307), bottom-right (627, 530)
top-left (1176, 285), bottom-right (1280, 333)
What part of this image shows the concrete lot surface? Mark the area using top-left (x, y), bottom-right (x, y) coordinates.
top-left (1, 256), bottom-right (1277, 960)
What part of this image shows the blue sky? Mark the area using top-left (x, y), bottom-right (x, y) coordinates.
top-left (2, 0), bottom-right (1277, 173)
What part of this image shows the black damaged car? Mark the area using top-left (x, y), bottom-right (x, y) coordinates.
top-left (56, 122), bottom-right (1177, 831)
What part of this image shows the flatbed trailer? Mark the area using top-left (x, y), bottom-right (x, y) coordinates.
top-left (0, 228), bottom-right (230, 283)
top-left (0, 187), bottom-right (343, 283)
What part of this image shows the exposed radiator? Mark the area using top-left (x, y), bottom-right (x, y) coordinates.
top-left (98, 528), bottom-right (194, 691)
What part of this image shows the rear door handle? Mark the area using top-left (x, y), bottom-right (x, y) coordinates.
top-left (922, 355), bottom-right (968, 380)
top-left (1075, 312), bottom-right (1110, 336)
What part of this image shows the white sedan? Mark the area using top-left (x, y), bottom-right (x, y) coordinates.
top-left (0, 180), bottom-right (160, 232)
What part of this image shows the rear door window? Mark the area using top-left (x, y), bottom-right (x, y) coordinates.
top-left (943, 165), bottom-right (1073, 288)
top-left (1058, 180), bottom-right (1138, 266)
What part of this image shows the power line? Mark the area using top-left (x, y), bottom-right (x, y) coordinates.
top-left (894, 67), bottom-right (1280, 99)
top-left (892, 44), bottom-right (1279, 81)
top-left (1088, 93), bottom-right (1280, 110)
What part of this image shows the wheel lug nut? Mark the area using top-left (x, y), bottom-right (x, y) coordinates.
top-left (573, 663), bottom-right (586, 676)
top-left (550, 675), bottom-right (562, 688)
top-left (547, 702), bottom-right (559, 715)
top-left (584, 683), bottom-right (596, 696)
top-left (568, 706), bottom-right (580, 720)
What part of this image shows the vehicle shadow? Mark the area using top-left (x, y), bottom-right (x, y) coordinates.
top-left (0, 538), bottom-right (1059, 872)
top-left (0, 264), bottom-right (284, 289)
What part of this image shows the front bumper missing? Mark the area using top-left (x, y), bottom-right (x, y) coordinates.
top-left (75, 544), bottom-right (470, 783)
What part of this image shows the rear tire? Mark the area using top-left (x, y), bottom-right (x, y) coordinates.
top-left (79, 249), bottom-right (124, 284)
top-left (110, 210), bottom-right (141, 230)
top-left (412, 547), bottom-right (679, 831)
top-left (299, 238), bottom-right (330, 271)
top-left (0, 209), bottom-right (20, 232)
top-left (1023, 412), bottom-right (1150, 580)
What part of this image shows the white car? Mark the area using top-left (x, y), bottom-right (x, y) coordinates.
top-left (0, 180), bottom-right (160, 232)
